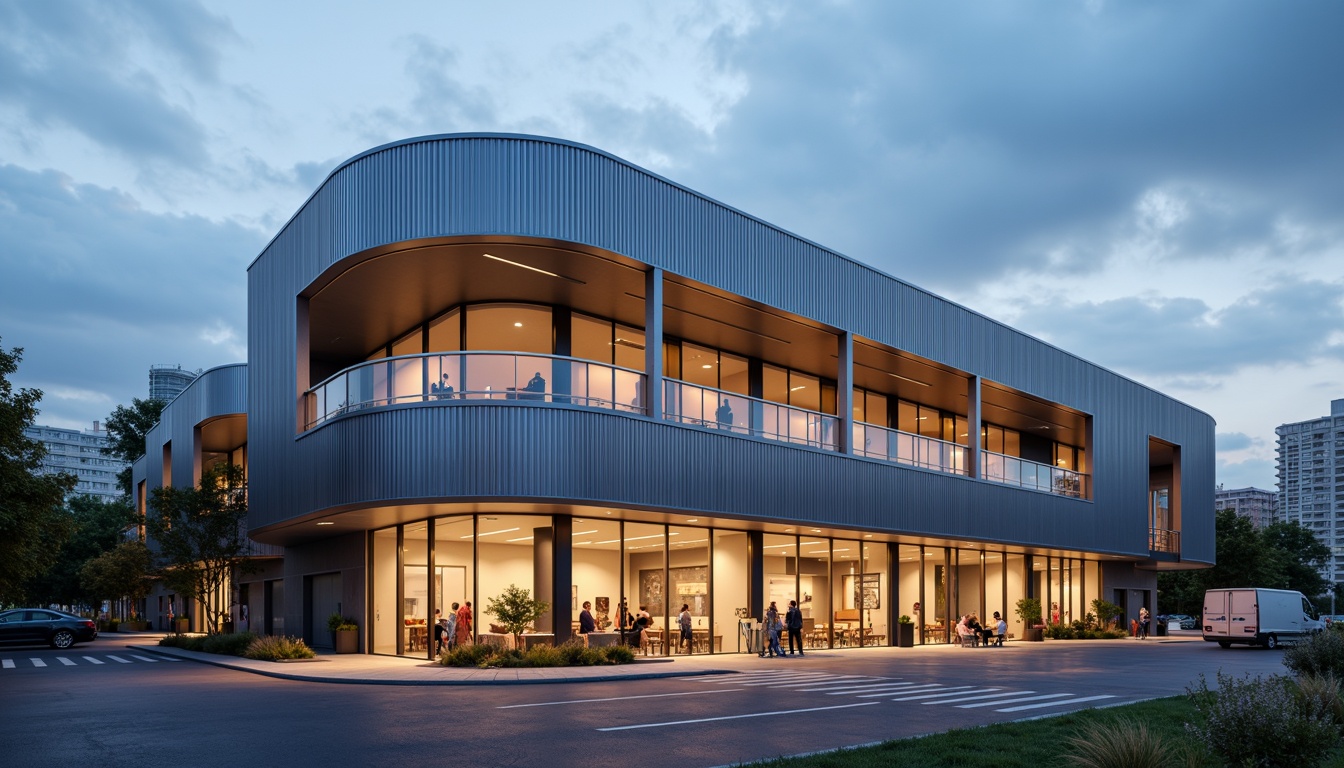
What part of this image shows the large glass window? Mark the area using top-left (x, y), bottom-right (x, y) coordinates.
top-left (985, 550), bottom-right (1005, 636)
top-left (668, 525), bottom-right (711, 654)
top-left (434, 517), bottom-right (474, 652)
top-left (476, 515), bottom-right (551, 645)
top-left (923, 546), bottom-right (949, 643)
top-left (1006, 553), bottom-right (1026, 641)
top-left (954, 549), bottom-right (982, 631)
top-left (571, 314), bottom-right (612, 364)
top-left (403, 522), bottom-right (430, 657)
top-left (624, 522), bottom-right (667, 654)
top-left (466, 304), bottom-right (553, 354)
top-left (427, 308), bottom-right (461, 352)
top-left (860, 541), bottom-right (889, 646)
top-left (573, 518), bottom-right (621, 635)
top-left (681, 343), bottom-right (719, 389)
top-left (788, 372), bottom-right (820, 412)
top-left (763, 534), bottom-right (797, 640)
top-left (798, 539), bottom-right (830, 651)
top-left (830, 539), bottom-right (860, 647)
top-left (613, 325), bottom-right (645, 371)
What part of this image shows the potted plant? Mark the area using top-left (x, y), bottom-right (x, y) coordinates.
top-left (327, 613), bottom-right (359, 653)
top-left (1016, 598), bottom-right (1044, 641)
top-left (484, 584), bottom-right (549, 650)
top-left (896, 615), bottom-right (915, 647)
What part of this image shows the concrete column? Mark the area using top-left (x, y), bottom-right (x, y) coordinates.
top-left (644, 267), bottom-right (664, 419)
top-left (748, 530), bottom-right (764, 620)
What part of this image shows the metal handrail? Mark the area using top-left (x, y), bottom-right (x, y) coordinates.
top-left (662, 379), bottom-right (840, 451)
top-left (853, 421), bottom-right (968, 475)
top-left (304, 351), bottom-right (647, 429)
top-left (981, 450), bottom-right (1088, 499)
top-left (1149, 528), bottom-right (1180, 553)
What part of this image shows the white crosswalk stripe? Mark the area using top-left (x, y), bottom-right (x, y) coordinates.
top-left (680, 669), bottom-right (1126, 715)
top-left (56, 657), bottom-right (76, 666)
top-left (30, 658), bottom-right (47, 667)
top-left (2, 659), bottom-right (14, 669)
top-left (82, 656), bottom-right (104, 664)
top-left (130, 655), bottom-right (160, 662)
top-left (2, 653), bottom-right (183, 669)
top-left (106, 655), bottom-right (133, 664)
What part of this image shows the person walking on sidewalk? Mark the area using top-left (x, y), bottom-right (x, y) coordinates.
top-left (1139, 607), bottom-right (1150, 639)
top-left (761, 602), bottom-right (784, 658)
top-left (785, 600), bottom-right (805, 656)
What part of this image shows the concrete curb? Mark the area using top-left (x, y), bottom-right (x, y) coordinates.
top-left (127, 644), bottom-right (736, 686)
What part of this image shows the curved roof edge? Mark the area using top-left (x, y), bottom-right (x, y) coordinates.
top-left (249, 134), bottom-right (1213, 423)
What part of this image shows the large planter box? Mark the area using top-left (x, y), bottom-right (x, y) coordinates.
top-left (1023, 627), bottom-right (1045, 642)
top-left (896, 623), bottom-right (915, 647)
top-left (335, 629), bottom-right (359, 654)
top-left (174, 619), bottom-right (190, 633)
top-left (119, 621), bottom-right (149, 631)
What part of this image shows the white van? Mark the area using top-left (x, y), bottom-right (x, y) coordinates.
top-left (1202, 588), bottom-right (1324, 649)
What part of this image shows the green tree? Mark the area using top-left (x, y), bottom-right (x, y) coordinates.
top-left (103, 397), bottom-right (165, 496)
top-left (1159, 510), bottom-right (1334, 615)
top-left (484, 583), bottom-right (550, 647)
top-left (80, 540), bottom-right (153, 620)
top-left (26, 494), bottom-right (137, 609)
top-left (0, 342), bottom-right (76, 604)
top-left (147, 464), bottom-right (253, 633)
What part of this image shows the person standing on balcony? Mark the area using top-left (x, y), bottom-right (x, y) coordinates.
top-left (433, 373), bottom-right (454, 400)
top-left (525, 371), bottom-right (546, 400)
top-left (715, 398), bottom-right (734, 429)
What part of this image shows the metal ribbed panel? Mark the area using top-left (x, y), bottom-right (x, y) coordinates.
top-left (142, 363), bottom-right (247, 496)
top-left (247, 134), bottom-right (1215, 564)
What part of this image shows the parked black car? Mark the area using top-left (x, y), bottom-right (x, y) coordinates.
top-left (0, 608), bottom-right (98, 649)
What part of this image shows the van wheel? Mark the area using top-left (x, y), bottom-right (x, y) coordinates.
top-left (1265, 635), bottom-right (1278, 650)
top-left (1217, 640), bottom-right (1231, 649)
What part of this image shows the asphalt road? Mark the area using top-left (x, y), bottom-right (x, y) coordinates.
top-left (0, 634), bottom-right (1291, 768)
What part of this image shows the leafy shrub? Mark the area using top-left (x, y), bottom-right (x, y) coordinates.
top-left (1186, 671), bottom-right (1338, 767)
top-left (202, 631), bottom-right (256, 656)
top-left (602, 644), bottom-right (635, 664)
top-left (157, 634), bottom-right (206, 651)
top-left (1061, 716), bottom-right (1176, 768)
top-left (243, 635), bottom-right (316, 661)
top-left (326, 612), bottom-right (357, 632)
top-left (1295, 673), bottom-right (1344, 728)
top-left (558, 640), bottom-right (607, 666)
top-left (1284, 630), bottom-right (1344, 679)
top-left (440, 642), bottom-right (496, 667)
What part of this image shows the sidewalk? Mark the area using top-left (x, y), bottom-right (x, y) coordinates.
top-left (123, 631), bottom-right (1205, 686)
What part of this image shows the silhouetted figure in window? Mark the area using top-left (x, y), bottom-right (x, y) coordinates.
top-left (715, 397), bottom-right (734, 429)
top-left (524, 371), bottom-right (546, 400)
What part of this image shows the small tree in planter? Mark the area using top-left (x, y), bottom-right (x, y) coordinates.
top-left (326, 613), bottom-right (359, 653)
top-left (485, 584), bottom-right (549, 650)
top-left (1015, 598), bottom-right (1044, 641)
top-left (896, 614), bottom-right (915, 647)
top-left (1091, 598), bottom-right (1123, 629)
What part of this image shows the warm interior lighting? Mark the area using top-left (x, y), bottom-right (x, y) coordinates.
top-left (701, 364), bottom-right (713, 369)
top-left (572, 529), bottom-right (598, 536)
top-left (514, 322), bottom-right (523, 328)
top-left (831, 548), bottom-right (851, 552)
top-left (482, 253), bottom-right (560, 278)
top-left (790, 385), bottom-right (806, 392)
top-left (461, 527), bottom-right (520, 539)
top-left (506, 535), bottom-right (534, 543)
top-left (316, 521), bottom-right (335, 526)
top-left (686, 518), bottom-right (699, 523)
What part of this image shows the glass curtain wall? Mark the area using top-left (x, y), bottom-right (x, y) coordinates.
top-left (923, 547), bottom-right (949, 643)
top-left (985, 551), bottom-right (1006, 634)
top-left (372, 527), bottom-right (398, 655)
top-left (403, 523), bottom-right (430, 657)
top-left (475, 515), bottom-right (550, 647)
top-left (897, 545), bottom-right (921, 643)
top-left (830, 539), bottom-right (860, 647)
top-left (798, 539), bottom-right (831, 650)
top-left (858, 541), bottom-right (889, 646)
top-left (668, 526), bottom-right (710, 653)
top-left (713, 530), bottom-right (749, 653)
top-left (624, 522), bottom-right (666, 654)
top-left (434, 517), bottom-right (474, 652)
top-left (573, 518), bottom-right (621, 635)
top-left (762, 533), bottom-right (797, 633)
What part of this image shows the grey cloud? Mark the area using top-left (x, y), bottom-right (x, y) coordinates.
top-left (351, 37), bottom-right (499, 143)
top-left (1216, 433), bottom-right (1253, 452)
top-left (0, 0), bottom-right (235, 164)
top-left (1013, 277), bottom-right (1344, 378)
top-left (0, 164), bottom-right (263, 426)
top-left (1216, 457), bottom-right (1277, 492)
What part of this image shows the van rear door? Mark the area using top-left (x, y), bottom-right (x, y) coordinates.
top-left (1231, 590), bottom-right (1258, 639)
top-left (1204, 591), bottom-right (1228, 637)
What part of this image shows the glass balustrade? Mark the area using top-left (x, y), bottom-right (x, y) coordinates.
top-left (852, 422), bottom-right (968, 475)
top-left (662, 379), bottom-right (840, 451)
top-left (981, 450), bottom-right (1088, 499)
top-left (305, 352), bottom-right (646, 429)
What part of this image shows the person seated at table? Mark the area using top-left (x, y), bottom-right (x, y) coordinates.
top-left (432, 372), bottom-right (455, 400)
top-left (992, 611), bottom-right (1007, 647)
top-left (579, 601), bottom-right (596, 635)
top-left (955, 615), bottom-right (978, 647)
top-left (524, 371), bottom-right (546, 400)
top-left (970, 612), bottom-right (994, 647)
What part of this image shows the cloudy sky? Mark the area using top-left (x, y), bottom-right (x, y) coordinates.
top-left (2, 1), bottom-right (1341, 490)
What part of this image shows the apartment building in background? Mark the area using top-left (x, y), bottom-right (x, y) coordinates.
top-left (23, 422), bottom-right (128, 502)
top-left (1215, 486), bottom-right (1277, 528)
top-left (1276, 398), bottom-right (1344, 584)
top-left (149, 364), bottom-right (200, 403)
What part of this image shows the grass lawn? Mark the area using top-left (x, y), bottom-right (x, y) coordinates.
top-left (749, 697), bottom-right (1344, 768)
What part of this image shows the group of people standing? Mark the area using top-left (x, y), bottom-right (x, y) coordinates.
top-left (760, 600), bottom-right (805, 658)
top-left (433, 601), bottom-right (473, 654)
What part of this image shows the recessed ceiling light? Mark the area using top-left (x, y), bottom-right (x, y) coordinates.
top-left (514, 322), bottom-right (523, 328)
top-left (687, 518), bottom-right (698, 523)
top-left (701, 364), bottom-right (713, 369)
top-left (811, 529), bottom-right (821, 533)
top-left (864, 534), bottom-right (872, 538)
top-left (316, 521), bottom-right (334, 526)
top-left (790, 386), bottom-right (806, 392)
top-left (785, 528), bottom-right (794, 532)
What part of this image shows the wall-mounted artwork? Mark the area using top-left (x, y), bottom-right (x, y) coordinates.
top-left (857, 573), bottom-right (880, 610)
top-left (639, 570), bottom-right (664, 616)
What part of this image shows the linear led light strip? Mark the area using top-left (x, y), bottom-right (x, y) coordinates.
top-left (593, 532), bottom-right (678, 545)
top-left (763, 540), bottom-right (825, 549)
top-left (483, 253), bottom-right (585, 285)
top-left (460, 527), bottom-right (520, 539)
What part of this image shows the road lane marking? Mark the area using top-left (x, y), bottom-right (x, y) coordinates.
top-left (922, 690), bottom-right (1040, 705)
top-left (888, 686), bottom-right (996, 702)
top-left (997, 695), bottom-right (1115, 713)
top-left (30, 658), bottom-right (47, 667)
top-left (82, 656), bottom-right (104, 665)
top-left (56, 657), bottom-right (76, 666)
top-left (957, 693), bottom-right (1073, 709)
top-left (774, 676), bottom-right (885, 689)
top-left (2, 660), bottom-right (14, 669)
top-left (887, 686), bottom-right (979, 701)
top-left (816, 683), bottom-right (923, 694)
top-left (106, 655), bottom-right (132, 664)
top-left (855, 684), bottom-right (945, 698)
top-left (498, 689), bottom-right (743, 709)
top-left (596, 701), bottom-right (880, 731)
top-left (130, 655), bottom-right (160, 662)
top-left (739, 675), bottom-right (856, 687)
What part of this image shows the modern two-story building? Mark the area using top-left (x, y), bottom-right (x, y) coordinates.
top-left (134, 133), bottom-right (1213, 656)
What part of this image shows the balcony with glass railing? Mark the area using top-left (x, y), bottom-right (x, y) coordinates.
top-left (305, 352), bottom-right (646, 429)
top-left (662, 379), bottom-right (841, 451)
top-left (981, 451), bottom-right (1088, 499)
top-left (853, 421), bottom-right (968, 475)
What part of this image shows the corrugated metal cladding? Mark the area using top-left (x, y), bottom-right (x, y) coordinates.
top-left (142, 364), bottom-right (247, 495)
top-left (247, 134), bottom-right (1214, 563)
